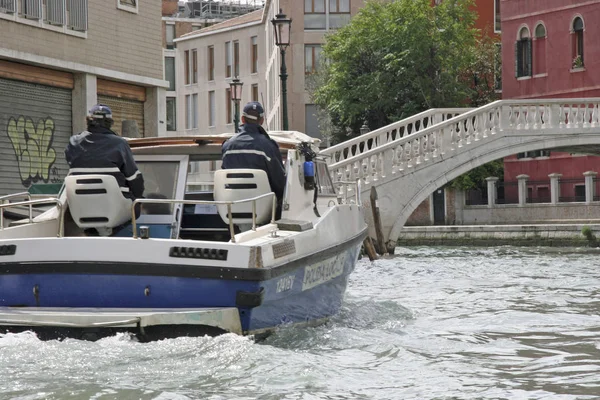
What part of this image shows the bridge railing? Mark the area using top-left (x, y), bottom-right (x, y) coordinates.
top-left (328, 98), bottom-right (600, 192)
top-left (321, 108), bottom-right (471, 166)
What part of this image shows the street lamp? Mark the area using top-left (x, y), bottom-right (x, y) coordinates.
top-left (229, 76), bottom-right (243, 132)
top-left (271, 9), bottom-right (291, 131)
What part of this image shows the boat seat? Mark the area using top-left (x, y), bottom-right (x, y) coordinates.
top-left (213, 169), bottom-right (273, 226)
top-left (64, 174), bottom-right (132, 236)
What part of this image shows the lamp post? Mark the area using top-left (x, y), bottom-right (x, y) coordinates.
top-left (229, 76), bottom-right (243, 132)
top-left (271, 9), bottom-right (291, 131)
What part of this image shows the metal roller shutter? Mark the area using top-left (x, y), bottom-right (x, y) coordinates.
top-left (97, 95), bottom-right (145, 138)
top-left (0, 78), bottom-right (72, 196)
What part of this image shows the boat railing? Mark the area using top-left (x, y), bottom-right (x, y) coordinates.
top-left (0, 198), bottom-right (65, 236)
top-left (0, 192), bottom-right (33, 224)
top-left (333, 180), bottom-right (362, 205)
top-left (131, 192), bottom-right (277, 242)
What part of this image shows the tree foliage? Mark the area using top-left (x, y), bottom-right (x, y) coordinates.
top-left (312, 0), bottom-right (479, 143)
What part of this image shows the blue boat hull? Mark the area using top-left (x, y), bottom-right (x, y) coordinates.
top-left (0, 242), bottom-right (361, 334)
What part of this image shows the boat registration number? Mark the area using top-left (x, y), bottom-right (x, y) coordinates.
top-left (302, 259), bottom-right (344, 291)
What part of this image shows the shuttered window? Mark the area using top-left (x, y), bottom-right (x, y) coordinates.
top-left (515, 27), bottom-right (531, 78)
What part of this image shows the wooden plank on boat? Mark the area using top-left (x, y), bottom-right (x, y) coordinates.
top-left (0, 307), bottom-right (242, 334)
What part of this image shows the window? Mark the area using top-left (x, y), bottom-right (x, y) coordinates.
top-left (329, 0), bottom-right (349, 13)
top-left (329, 0), bottom-right (350, 29)
top-left (1, 0), bottom-right (88, 32)
top-left (209, 91), bottom-right (216, 127)
top-left (185, 94), bottom-right (197, 130)
top-left (251, 84), bottom-right (259, 102)
top-left (208, 46), bottom-right (214, 81)
top-left (572, 17), bottom-right (584, 68)
top-left (166, 97), bottom-right (176, 131)
top-left (117, 0), bottom-right (138, 13)
top-left (166, 24), bottom-right (175, 49)
top-left (20, 0), bottom-right (41, 19)
top-left (515, 27), bottom-right (532, 78)
top-left (517, 150), bottom-right (550, 159)
top-left (251, 36), bottom-right (258, 74)
top-left (233, 40), bottom-right (239, 77)
top-left (494, 43), bottom-right (502, 91)
top-left (226, 88), bottom-right (232, 124)
top-left (45, 0), bottom-right (66, 25)
top-left (67, 0), bottom-right (88, 31)
top-left (305, 45), bottom-right (322, 74)
top-left (192, 49), bottom-right (198, 84)
top-left (184, 50), bottom-right (190, 85)
top-left (0, 0), bottom-right (17, 13)
top-left (305, 0), bottom-right (326, 30)
top-left (494, 0), bottom-right (501, 33)
top-left (192, 94), bottom-right (198, 129)
top-left (164, 56), bottom-right (175, 91)
top-left (225, 41), bottom-right (232, 78)
top-left (185, 94), bottom-right (191, 129)
top-left (534, 23), bottom-right (546, 75)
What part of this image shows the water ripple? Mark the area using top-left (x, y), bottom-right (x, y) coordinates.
top-left (3, 246), bottom-right (600, 399)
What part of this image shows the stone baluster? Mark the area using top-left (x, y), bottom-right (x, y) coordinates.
top-left (583, 171), bottom-right (597, 204)
top-left (499, 105), bottom-right (511, 131)
top-left (592, 104), bottom-right (599, 127)
top-left (517, 174), bottom-right (529, 206)
top-left (486, 177), bottom-right (499, 208)
top-left (549, 173), bottom-right (562, 204)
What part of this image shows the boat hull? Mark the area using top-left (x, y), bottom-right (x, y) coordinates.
top-left (0, 238), bottom-right (362, 337)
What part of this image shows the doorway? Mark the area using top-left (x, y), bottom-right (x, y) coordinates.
top-left (433, 188), bottom-right (445, 225)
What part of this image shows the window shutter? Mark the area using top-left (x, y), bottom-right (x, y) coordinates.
top-left (514, 41), bottom-right (520, 77)
top-left (526, 38), bottom-right (533, 76)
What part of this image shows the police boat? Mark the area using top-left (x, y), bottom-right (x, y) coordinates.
top-left (0, 131), bottom-right (366, 341)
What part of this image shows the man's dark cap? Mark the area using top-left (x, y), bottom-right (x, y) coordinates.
top-left (242, 101), bottom-right (265, 121)
top-left (89, 104), bottom-right (113, 120)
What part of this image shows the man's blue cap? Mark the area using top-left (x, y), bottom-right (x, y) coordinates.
top-left (89, 104), bottom-right (113, 119)
top-left (242, 101), bottom-right (264, 121)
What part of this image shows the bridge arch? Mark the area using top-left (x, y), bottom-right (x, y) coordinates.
top-left (323, 99), bottom-right (600, 249)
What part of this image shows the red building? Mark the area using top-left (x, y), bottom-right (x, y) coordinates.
top-left (501, 0), bottom-right (600, 202)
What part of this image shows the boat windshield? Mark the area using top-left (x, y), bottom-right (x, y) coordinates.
top-left (316, 161), bottom-right (336, 196)
top-left (137, 161), bottom-right (180, 215)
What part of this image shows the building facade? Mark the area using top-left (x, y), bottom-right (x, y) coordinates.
top-left (501, 0), bottom-right (600, 201)
top-left (162, 0), bottom-right (262, 134)
top-left (0, 0), bottom-right (167, 196)
top-left (173, 0), bottom-right (365, 143)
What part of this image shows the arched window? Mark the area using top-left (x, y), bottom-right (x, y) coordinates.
top-left (572, 17), bottom-right (584, 68)
top-left (534, 23), bottom-right (546, 75)
top-left (515, 27), bottom-right (532, 77)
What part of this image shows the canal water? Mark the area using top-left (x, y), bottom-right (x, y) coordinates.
top-left (2, 246), bottom-right (600, 399)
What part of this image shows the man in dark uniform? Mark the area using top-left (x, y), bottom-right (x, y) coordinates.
top-left (221, 101), bottom-right (286, 202)
top-left (65, 104), bottom-right (144, 200)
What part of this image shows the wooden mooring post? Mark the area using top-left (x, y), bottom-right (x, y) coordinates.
top-left (370, 186), bottom-right (387, 256)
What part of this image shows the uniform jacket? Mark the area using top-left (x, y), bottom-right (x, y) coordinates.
top-left (221, 123), bottom-right (286, 200)
top-left (64, 125), bottom-right (144, 199)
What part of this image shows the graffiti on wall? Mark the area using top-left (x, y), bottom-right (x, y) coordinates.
top-left (6, 116), bottom-right (57, 186)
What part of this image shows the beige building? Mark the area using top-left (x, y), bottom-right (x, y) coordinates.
top-left (162, 0), bottom-right (262, 133)
top-left (174, 0), bottom-right (364, 142)
top-left (0, 0), bottom-right (167, 195)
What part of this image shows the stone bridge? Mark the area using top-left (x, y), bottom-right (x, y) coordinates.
top-left (321, 98), bottom-right (600, 250)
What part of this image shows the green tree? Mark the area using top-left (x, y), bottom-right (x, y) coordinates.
top-left (312, 0), bottom-right (478, 143)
